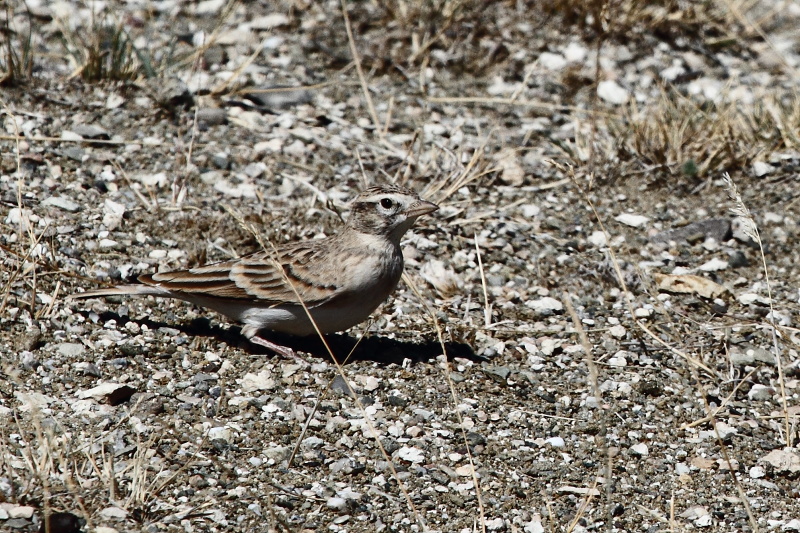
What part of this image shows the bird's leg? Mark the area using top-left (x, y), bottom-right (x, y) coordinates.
top-left (248, 334), bottom-right (309, 364)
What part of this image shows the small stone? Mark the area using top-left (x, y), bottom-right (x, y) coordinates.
top-left (493, 147), bottom-right (525, 186)
top-left (72, 124), bottom-right (110, 139)
top-left (588, 231), bottom-right (608, 247)
top-left (241, 85), bottom-right (312, 109)
top-left (239, 371), bottom-right (276, 392)
top-left (250, 13), bottom-right (290, 29)
top-left (650, 218), bottom-right (732, 243)
top-left (42, 196), bottom-right (81, 212)
top-left (760, 448), bottom-right (800, 474)
top-left (486, 517), bottom-right (506, 531)
top-left (747, 384), bottom-right (774, 401)
top-left (597, 80), bottom-right (630, 105)
top-left (538, 52), bottom-right (567, 70)
top-left (631, 443), bottom-right (649, 456)
top-left (57, 342), bottom-right (86, 357)
top-left (608, 351), bottom-right (629, 367)
top-left (395, 446), bottom-right (425, 463)
top-left (8, 506), bottom-right (35, 519)
top-left (197, 108), bottom-right (228, 126)
top-left (78, 383), bottom-right (136, 405)
top-left (520, 204), bottom-right (540, 218)
top-left (699, 258), bottom-right (728, 271)
top-left (526, 297), bottom-right (563, 315)
top-left (362, 376), bottom-right (380, 392)
top-left (563, 42), bottom-right (587, 62)
top-left (484, 366), bottom-right (511, 385)
top-left (615, 213), bottom-right (649, 228)
top-left (738, 293), bottom-right (771, 306)
top-left (608, 325), bottom-right (627, 339)
top-left (540, 338), bottom-right (560, 356)
top-left (99, 507), bottom-right (128, 519)
top-left (545, 436), bottom-right (565, 447)
top-left (752, 161), bottom-right (773, 177)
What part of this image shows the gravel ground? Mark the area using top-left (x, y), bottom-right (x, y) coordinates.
top-left (3, 1), bottom-right (800, 532)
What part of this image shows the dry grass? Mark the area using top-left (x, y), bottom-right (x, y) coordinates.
top-left (0, 2), bottom-right (35, 85)
top-left (557, 86), bottom-right (800, 186)
top-left (540, 0), bottom-right (737, 41)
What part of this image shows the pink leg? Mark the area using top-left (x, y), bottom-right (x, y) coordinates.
top-left (249, 334), bottom-right (308, 363)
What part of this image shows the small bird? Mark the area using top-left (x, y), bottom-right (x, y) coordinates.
top-left (71, 185), bottom-right (439, 358)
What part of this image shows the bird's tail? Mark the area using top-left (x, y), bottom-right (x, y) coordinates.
top-left (68, 285), bottom-right (167, 300)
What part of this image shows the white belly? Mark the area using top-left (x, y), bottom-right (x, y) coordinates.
top-left (182, 258), bottom-right (402, 336)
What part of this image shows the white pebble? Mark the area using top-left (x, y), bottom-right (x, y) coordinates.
top-left (752, 161), bottom-right (773, 177)
top-left (597, 80), bottom-right (630, 105)
top-left (699, 258), bottom-right (728, 271)
top-left (631, 443), bottom-right (649, 456)
top-left (615, 213), bottom-right (649, 228)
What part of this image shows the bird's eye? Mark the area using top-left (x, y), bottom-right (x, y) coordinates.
top-left (380, 198), bottom-right (394, 209)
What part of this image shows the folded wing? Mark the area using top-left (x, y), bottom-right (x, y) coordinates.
top-left (140, 241), bottom-right (340, 308)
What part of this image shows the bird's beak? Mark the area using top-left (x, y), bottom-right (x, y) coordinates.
top-left (405, 200), bottom-right (439, 218)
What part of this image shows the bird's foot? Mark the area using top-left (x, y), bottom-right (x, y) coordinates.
top-left (249, 334), bottom-right (309, 364)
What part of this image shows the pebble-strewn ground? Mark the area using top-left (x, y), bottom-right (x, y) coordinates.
top-left (3, 1), bottom-right (800, 531)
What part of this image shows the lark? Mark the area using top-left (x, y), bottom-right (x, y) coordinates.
top-left (71, 185), bottom-right (439, 357)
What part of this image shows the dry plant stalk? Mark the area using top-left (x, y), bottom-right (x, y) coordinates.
top-left (722, 172), bottom-right (791, 447)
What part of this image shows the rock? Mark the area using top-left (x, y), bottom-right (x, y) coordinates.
top-left (538, 52), bottom-right (567, 70)
top-left (250, 13), bottom-right (290, 29)
top-left (654, 273), bottom-right (729, 299)
top-left (747, 384), bottom-right (774, 400)
top-left (608, 351), bottom-right (629, 367)
top-left (526, 297), bottom-right (563, 315)
top-left (752, 161), bottom-right (773, 177)
top-left (197, 107), bottom-right (228, 126)
top-left (729, 344), bottom-right (775, 366)
top-left (597, 80), bottom-right (630, 104)
top-left (520, 204), bottom-right (540, 218)
top-left (608, 325), bottom-right (627, 338)
top-left (395, 446), bottom-right (425, 463)
top-left (614, 213), bottom-right (649, 228)
top-left (57, 342), bottom-right (86, 357)
top-left (760, 448), bottom-right (800, 475)
top-left (238, 371), bottom-right (276, 392)
top-left (699, 258), bottom-right (728, 271)
top-left (738, 293), bottom-right (771, 306)
top-left (78, 383), bottom-right (136, 406)
top-left (241, 86), bottom-right (313, 109)
top-left (631, 443), bottom-right (649, 456)
top-left (650, 218), bottom-right (731, 244)
top-left (8, 505), bottom-right (34, 518)
top-left (420, 259), bottom-right (461, 297)
top-left (42, 196), bottom-right (81, 212)
top-left (493, 148), bottom-right (525, 186)
top-left (99, 507), bottom-right (128, 519)
top-left (588, 231), bottom-right (608, 246)
top-left (545, 436), bottom-right (565, 447)
top-left (72, 124), bottom-right (110, 139)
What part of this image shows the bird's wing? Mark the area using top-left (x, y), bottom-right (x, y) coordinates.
top-left (139, 241), bottom-right (341, 307)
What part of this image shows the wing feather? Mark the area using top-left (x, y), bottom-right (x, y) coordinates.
top-left (137, 240), bottom-right (341, 307)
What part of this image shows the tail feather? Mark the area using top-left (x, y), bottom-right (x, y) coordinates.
top-left (68, 284), bottom-right (168, 300)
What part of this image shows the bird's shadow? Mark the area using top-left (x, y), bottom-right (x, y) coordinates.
top-left (90, 311), bottom-right (481, 365)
